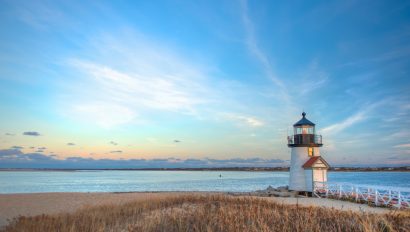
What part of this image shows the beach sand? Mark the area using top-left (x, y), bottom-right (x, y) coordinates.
top-left (0, 192), bottom-right (391, 228)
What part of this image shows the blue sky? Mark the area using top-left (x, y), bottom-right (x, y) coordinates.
top-left (0, 0), bottom-right (409, 168)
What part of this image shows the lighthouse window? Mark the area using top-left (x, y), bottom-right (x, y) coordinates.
top-left (295, 126), bottom-right (314, 134)
top-left (308, 147), bottom-right (314, 157)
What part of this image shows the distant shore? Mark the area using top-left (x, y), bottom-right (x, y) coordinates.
top-left (0, 166), bottom-right (409, 172)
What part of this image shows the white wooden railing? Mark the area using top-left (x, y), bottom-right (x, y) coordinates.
top-left (313, 181), bottom-right (410, 209)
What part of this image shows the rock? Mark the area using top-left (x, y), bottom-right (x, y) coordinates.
top-left (248, 186), bottom-right (300, 198)
top-left (277, 186), bottom-right (289, 192)
top-left (272, 191), bottom-right (298, 198)
top-left (266, 185), bottom-right (276, 191)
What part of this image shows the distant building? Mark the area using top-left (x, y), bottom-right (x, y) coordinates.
top-left (287, 112), bottom-right (329, 192)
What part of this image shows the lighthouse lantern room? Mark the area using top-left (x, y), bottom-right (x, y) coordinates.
top-left (288, 112), bottom-right (329, 192)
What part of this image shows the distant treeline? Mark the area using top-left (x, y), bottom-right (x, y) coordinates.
top-left (1, 166), bottom-right (409, 172)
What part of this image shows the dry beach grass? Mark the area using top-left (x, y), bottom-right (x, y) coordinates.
top-left (2, 194), bottom-right (409, 232)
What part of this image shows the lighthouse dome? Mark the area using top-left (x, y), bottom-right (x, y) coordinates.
top-left (293, 112), bottom-right (315, 126)
top-left (288, 112), bottom-right (321, 147)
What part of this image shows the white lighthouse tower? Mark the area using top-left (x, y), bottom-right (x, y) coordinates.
top-left (288, 112), bottom-right (329, 192)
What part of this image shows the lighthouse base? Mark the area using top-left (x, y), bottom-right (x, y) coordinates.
top-left (289, 147), bottom-right (310, 191)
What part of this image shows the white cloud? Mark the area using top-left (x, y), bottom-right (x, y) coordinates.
top-left (244, 117), bottom-right (264, 127)
top-left (72, 103), bottom-right (136, 128)
top-left (239, 0), bottom-right (290, 103)
top-left (298, 60), bottom-right (328, 95)
top-left (391, 131), bottom-right (410, 139)
top-left (321, 111), bottom-right (365, 135)
top-left (70, 60), bottom-right (204, 111)
top-left (223, 113), bottom-right (264, 127)
top-left (394, 143), bottom-right (410, 149)
top-left (61, 30), bottom-right (213, 127)
top-left (321, 101), bottom-right (385, 135)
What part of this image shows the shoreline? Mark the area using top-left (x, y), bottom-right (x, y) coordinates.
top-left (1, 167), bottom-right (409, 172)
top-left (0, 192), bottom-right (392, 228)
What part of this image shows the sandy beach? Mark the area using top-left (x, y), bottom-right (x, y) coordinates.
top-left (0, 192), bottom-right (391, 228)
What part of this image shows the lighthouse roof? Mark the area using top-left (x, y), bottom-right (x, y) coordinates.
top-left (293, 112), bottom-right (315, 126)
top-left (302, 156), bottom-right (330, 169)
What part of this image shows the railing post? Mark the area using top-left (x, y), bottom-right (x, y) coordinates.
top-left (313, 181), bottom-right (316, 195)
top-left (398, 191), bottom-right (402, 208)
top-left (339, 185), bottom-right (342, 199)
top-left (375, 189), bottom-right (379, 206)
top-left (367, 188), bottom-right (370, 200)
top-left (355, 186), bottom-right (358, 202)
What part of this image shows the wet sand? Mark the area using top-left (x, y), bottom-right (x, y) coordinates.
top-left (0, 192), bottom-right (391, 228)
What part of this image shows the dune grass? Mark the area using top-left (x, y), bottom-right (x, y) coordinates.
top-left (2, 194), bottom-right (409, 232)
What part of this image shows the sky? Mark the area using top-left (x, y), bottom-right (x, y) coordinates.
top-left (0, 0), bottom-right (409, 168)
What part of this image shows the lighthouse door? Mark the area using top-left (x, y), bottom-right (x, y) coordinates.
top-left (312, 168), bottom-right (328, 183)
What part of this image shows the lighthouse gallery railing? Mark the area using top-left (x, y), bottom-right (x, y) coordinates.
top-left (313, 181), bottom-right (410, 209)
top-left (287, 134), bottom-right (322, 145)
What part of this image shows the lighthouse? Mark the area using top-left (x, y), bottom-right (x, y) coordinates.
top-left (288, 112), bottom-right (329, 192)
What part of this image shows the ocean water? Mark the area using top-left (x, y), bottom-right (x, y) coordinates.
top-left (0, 171), bottom-right (409, 194)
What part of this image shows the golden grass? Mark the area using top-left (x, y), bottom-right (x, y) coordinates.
top-left (2, 194), bottom-right (409, 232)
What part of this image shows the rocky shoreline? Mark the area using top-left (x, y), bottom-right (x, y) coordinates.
top-left (229, 186), bottom-right (300, 197)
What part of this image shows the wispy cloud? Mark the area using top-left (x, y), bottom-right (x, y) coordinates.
top-left (109, 150), bottom-right (122, 154)
top-left (239, 0), bottom-right (289, 102)
top-left (321, 101), bottom-right (385, 135)
top-left (72, 103), bottom-right (137, 128)
top-left (223, 113), bottom-right (264, 127)
top-left (70, 60), bottom-right (206, 111)
top-left (394, 143), bottom-right (410, 148)
top-left (67, 143), bottom-right (75, 146)
top-left (385, 154), bottom-right (410, 165)
top-left (382, 130), bottom-right (410, 141)
top-left (321, 111), bottom-right (366, 135)
top-left (340, 46), bottom-right (410, 68)
top-left (23, 131), bottom-right (41, 136)
top-left (13, 1), bottom-right (66, 30)
top-left (10, 146), bottom-right (23, 149)
top-left (297, 60), bottom-right (329, 96)
top-left (62, 30), bottom-right (213, 127)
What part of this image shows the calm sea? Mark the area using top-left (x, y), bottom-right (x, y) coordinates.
top-left (0, 171), bottom-right (409, 194)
